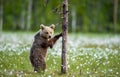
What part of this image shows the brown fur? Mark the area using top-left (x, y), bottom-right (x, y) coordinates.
top-left (29, 24), bottom-right (62, 72)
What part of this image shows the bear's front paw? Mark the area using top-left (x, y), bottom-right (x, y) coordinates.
top-left (48, 40), bottom-right (53, 48)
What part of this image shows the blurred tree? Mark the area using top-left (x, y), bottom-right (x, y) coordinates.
top-left (71, 6), bottom-right (76, 32)
top-left (0, 0), bottom-right (3, 31)
top-left (27, 0), bottom-right (32, 30)
top-left (20, 0), bottom-right (25, 30)
top-left (113, 0), bottom-right (118, 33)
top-left (32, 0), bottom-right (37, 27)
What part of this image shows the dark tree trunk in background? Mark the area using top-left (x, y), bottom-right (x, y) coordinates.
top-left (0, 0), bottom-right (3, 32)
top-left (27, 0), bottom-right (32, 30)
top-left (61, 0), bottom-right (68, 74)
top-left (113, 0), bottom-right (118, 34)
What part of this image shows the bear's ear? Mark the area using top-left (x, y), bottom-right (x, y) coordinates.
top-left (40, 24), bottom-right (45, 30)
top-left (50, 24), bottom-right (55, 29)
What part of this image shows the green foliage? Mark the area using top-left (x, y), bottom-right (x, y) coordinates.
top-left (2, 0), bottom-right (120, 33)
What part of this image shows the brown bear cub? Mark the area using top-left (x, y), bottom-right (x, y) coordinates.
top-left (30, 24), bottom-right (62, 72)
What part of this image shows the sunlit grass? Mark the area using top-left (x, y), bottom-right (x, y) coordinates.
top-left (0, 32), bottom-right (120, 76)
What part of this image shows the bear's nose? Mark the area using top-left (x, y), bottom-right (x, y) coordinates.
top-left (49, 36), bottom-right (51, 38)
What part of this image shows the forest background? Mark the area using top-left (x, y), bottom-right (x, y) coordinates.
top-left (0, 0), bottom-right (120, 33)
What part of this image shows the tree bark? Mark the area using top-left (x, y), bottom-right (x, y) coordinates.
top-left (113, 0), bottom-right (118, 34)
top-left (0, 0), bottom-right (3, 32)
top-left (61, 0), bottom-right (68, 74)
top-left (27, 0), bottom-right (32, 30)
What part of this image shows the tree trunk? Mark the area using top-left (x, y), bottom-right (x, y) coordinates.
top-left (113, 0), bottom-right (118, 34)
top-left (27, 0), bottom-right (32, 30)
top-left (20, 0), bottom-right (25, 30)
top-left (0, 0), bottom-right (3, 32)
top-left (61, 0), bottom-right (68, 74)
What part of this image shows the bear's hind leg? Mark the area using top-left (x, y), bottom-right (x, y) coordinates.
top-left (34, 61), bottom-right (46, 72)
top-left (33, 57), bottom-right (42, 72)
top-left (41, 61), bottom-right (46, 71)
top-left (34, 66), bottom-right (40, 72)
top-left (33, 56), bottom-right (46, 72)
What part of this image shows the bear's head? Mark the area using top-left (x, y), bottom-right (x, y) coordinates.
top-left (40, 24), bottom-right (55, 39)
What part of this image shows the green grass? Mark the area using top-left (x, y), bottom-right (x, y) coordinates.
top-left (0, 32), bottom-right (120, 77)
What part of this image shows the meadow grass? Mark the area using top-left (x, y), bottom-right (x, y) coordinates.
top-left (0, 32), bottom-right (120, 77)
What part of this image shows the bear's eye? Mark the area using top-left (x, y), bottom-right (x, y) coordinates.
top-left (46, 32), bottom-right (48, 34)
